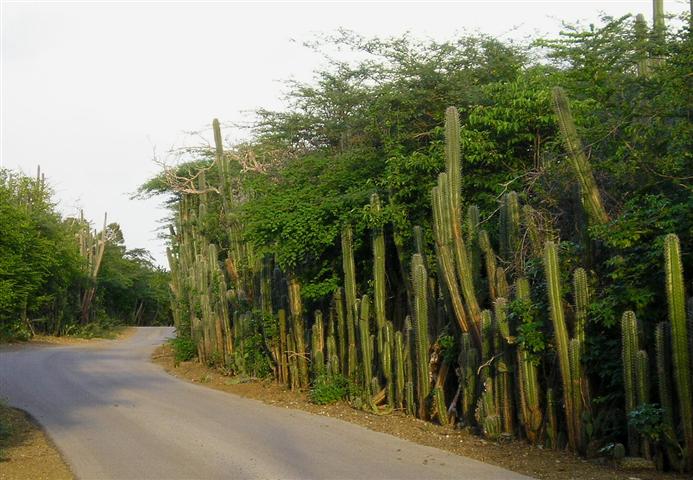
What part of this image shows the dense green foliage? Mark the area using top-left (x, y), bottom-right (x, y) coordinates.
top-left (144, 9), bottom-right (692, 471)
top-left (0, 169), bottom-right (171, 340)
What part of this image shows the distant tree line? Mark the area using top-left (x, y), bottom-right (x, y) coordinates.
top-left (0, 168), bottom-right (171, 340)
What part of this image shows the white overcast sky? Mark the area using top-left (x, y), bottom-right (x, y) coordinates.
top-left (2, 1), bottom-right (689, 267)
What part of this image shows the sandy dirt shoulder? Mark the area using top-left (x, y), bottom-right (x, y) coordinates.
top-left (0, 403), bottom-right (73, 480)
top-left (152, 342), bottom-right (687, 480)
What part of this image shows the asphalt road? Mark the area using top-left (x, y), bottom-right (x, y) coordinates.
top-left (0, 327), bottom-right (531, 480)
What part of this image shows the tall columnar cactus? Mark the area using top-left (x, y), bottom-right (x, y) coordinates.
top-left (404, 315), bottom-right (416, 416)
top-left (664, 233), bottom-right (692, 471)
top-left (467, 205), bottom-right (482, 292)
top-left (480, 310), bottom-right (494, 384)
top-left (371, 193), bottom-right (387, 332)
top-left (383, 321), bottom-right (395, 407)
top-left (459, 333), bottom-right (479, 425)
top-left (334, 289), bottom-right (347, 375)
top-left (432, 182), bottom-right (475, 344)
top-left (551, 87), bottom-right (609, 226)
top-left (311, 310), bottom-right (325, 377)
top-left (544, 240), bottom-right (578, 451)
top-left (499, 192), bottom-right (520, 261)
top-left (634, 14), bottom-right (651, 77)
top-left (573, 268), bottom-right (589, 352)
top-left (546, 388), bottom-right (559, 449)
top-left (476, 378), bottom-right (501, 440)
top-left (479, 229), bottom-right (498, 302)
top-left (327, 313), bottom-right (339, 376)
top-left (636, 349), bottom-right (652, 459)
top-left (655, 322), bottom-right (685, 471)
top-left (341, 225), bottom-right (358, 379)
top-left (278, 309), bottom-right (288, 384)
top-left (515, 277), bottom-right (542, 443)
top-left (359, 295), bottom-right (373, 397)
top-left (394, 330), bottom-right (405, 410)
top-left (433, 387), bottom-right (449, 426)
top-left (522, 205), bottom-right (543, 258)
top-left (288, 275), bottom-right (309, 388)
top-left (569, 339), bottom-right (585, 450)
top-left (496, 267), bottom-right (510, 300)
top-left (622, 310), bottom-right (641, 456)
top-left (430, 107), bottom-right (482, 346)
top-left (412, 254), bottom-right (431, 419)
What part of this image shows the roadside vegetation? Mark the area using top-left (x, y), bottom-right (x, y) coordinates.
top-left (143, 4), bottom-right (692, 474)
top-left (0, 168), bottom-right (172, 342)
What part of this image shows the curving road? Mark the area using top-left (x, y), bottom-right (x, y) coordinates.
top-left (0, 327), bottom-right (530, 479)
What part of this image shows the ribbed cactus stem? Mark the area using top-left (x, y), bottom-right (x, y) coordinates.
top-left (551, 87), bottom-right (609, 226)
top-left (467, 205), bottom-right (482, 292)
top-left (573, 268), bottom-right (589, 352)
top-left (433, 387), bottom-right (449, 426)
top-left (522, 205), bottom-right (543, 258)
top-left (546, 388), bottom-right (558, 449)
top-left (311, 310), bottom-right (325, 377)
top-left (480, 310), bottom-right (494, 384)
top-left (494, 298), bottom-right (510, 342)
top-left (621, 310), bottom-right (640, 456)
top-left (499, 192), bottom-right (520, 261)
top-left (334, 289), bottom-right (347, 375)
top-left (544, 240), bottom-right (578, 451)
top-left (634, 14), bottom-right (651, 77)
top-left (341, 225), bottom-right (358, 379)
top-left (412, 254), bottom-right (431, 419)
top-left (288, 275), bottom-right (308, 388)
top-left (569, 339), bottom-right (584, 450)
top-left (479, 229), bottom-right (498, 301)
top-left (664, 233), bottom-right (692, 471)
top-left (655, 322), bottom-right (685, 471)
top-left (394, 330), bottom-right (405, 410)
top-left (371, 193), bottom-right (387, 331)
top-left (278, 308), bottom-right (288, 384)
top-left (359, 295), bottom-right (373, 397)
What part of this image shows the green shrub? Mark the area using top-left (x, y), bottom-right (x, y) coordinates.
top-left (170, 336), bottom-right (196, 363)
top-left (309, 373), bottom-right (349, 405)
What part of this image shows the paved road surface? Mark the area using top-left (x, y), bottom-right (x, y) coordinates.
top-left (0, 327), bottom-right (531, 479)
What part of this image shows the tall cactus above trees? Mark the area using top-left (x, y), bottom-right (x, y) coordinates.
top-left (551, 87), bottom-right (609, 226)
top-left (431, 107), bottom-right (482, 347)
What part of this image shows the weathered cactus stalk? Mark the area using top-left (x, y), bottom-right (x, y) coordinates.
top-left (288, 275), bottom-right (309, 388)
top-left (311, 310), bottom-right (325, 377)
top-left (551, 87), bottom-right (609, 226)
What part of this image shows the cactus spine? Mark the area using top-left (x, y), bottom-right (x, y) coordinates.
top-left (664, 234), bottom-right (692, 471)
top-left (551, 87), bottom-right (609, 226)
top-left (573, 268), bottom-right (589, 352)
